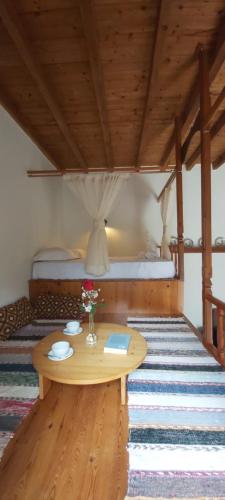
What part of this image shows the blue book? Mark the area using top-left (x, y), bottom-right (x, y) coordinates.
top-left (104, 333), bottom-right (131, 354)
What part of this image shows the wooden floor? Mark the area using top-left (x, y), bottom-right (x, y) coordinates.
top-left (0, 381), bottom-right (128, 500)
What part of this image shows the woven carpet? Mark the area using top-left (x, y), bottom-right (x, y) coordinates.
top-left (126, 317), bottom-right (225, 500)
top-left (0, 324), bottom-right (58, 460)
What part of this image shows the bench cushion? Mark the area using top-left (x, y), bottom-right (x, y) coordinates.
top-left (32, 294), bottom-right (84, 320)
top-left (0, 297), bottom-right (34, 341)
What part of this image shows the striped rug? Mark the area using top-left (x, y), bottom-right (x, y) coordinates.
top-left (126, 317), bottom-right (225, 500)
top-left (0, 324), bottom-right (58, 460)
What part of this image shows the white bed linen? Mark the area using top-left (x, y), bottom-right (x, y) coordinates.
top-left (32, 257), bottom-right (176, 280)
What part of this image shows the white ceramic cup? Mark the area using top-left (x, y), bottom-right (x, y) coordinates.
top-left (52, 341), bottom-right (70, 357)
top-left (66, 320), bottom-right (80, 332)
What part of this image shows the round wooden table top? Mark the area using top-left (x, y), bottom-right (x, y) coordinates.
top-left (32, 322), bottom-right (147, 386)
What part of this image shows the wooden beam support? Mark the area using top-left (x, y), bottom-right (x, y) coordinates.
top-left (199, 48), bottom-right (213, 345)
top-left (182, 86), bottom-right (225, 167)
top-left (160, 19), bottom-right (225, 169)
top-left (157, 172), bottom-right (176, 202)
top-left (27, 170), bottom-right (63, 177)
top-left (136, 0), bottom-right (170, 168)
top-left (27, 166), bottom-right (175, 177)
top-left (213, 150), bottom-right (225, 169)
top-left (209, 85), bottom-right (225, 124)
top-left (175, 117), bottom-right (184, 281)
top-left (186, 107), bottom-right (225, 170)
top-left (181, 115), bottom-right (200, 163)
top-left (79, 0), bottom-right (113, 169)
top-left (186, 144), bottom-right (201, 170)
top-left (0, 0), bottom-right (86, 169)
top-left (160, 80), bottom-right (200, 169)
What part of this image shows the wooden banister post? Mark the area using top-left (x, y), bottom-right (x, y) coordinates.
top-left (199, 47), bottom-right (213, 344)
top-left (175, 116), bottom-right (184, 280)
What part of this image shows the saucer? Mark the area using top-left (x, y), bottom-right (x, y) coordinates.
top-left (48, 347), bottom-right (73, 361)
top-left (63, 327), bottom-right (83, 336)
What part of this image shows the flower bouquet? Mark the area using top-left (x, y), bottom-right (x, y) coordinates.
top-left (81, 279), bottom-right (103, 345)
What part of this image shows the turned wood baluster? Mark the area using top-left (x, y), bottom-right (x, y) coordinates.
top-left (217, 308), bottom-right (225, 361)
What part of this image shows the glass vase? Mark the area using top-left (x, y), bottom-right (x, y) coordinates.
top-left (86, 312), bottom-right (97, 345)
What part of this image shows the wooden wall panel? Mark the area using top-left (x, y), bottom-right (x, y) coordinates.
top-left (29, 279), bottom-right (184, 316)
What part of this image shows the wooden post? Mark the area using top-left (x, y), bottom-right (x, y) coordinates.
top-left (199, 47), bottom-right (213, 345)
top-left (175, 117), bottom-right (184, 280)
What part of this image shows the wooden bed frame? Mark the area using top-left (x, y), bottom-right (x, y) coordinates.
top-left (29, 278), bottom-right (183, 316)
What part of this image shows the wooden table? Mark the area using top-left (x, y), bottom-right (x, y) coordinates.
top-left (32, 322), bottom-right (147, 405)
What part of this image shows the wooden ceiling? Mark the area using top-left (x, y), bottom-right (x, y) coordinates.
top-left (1, 0), bottom-right (225, 173)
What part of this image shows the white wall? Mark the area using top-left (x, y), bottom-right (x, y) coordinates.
top-left (0, 107), bottom-right (62, 306)
top-left (61, 168), bottom-right (225, 328)
top-left (170, 166), bottom-right (225, 327)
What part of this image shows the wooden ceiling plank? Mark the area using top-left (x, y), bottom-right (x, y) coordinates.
top-left (79, 0), bottom-right (113, 169)
top-left (136, 0), bottom-right (170, 169)
top-left (160, 20), bottom-right (225, 169)
top-left (186, 107), bottom-right (225, 169)
top-left (0, 0), bottom-right (86, 169)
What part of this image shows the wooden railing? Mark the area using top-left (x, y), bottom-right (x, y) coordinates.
top-left (205, 293), bottom-right (225, 361)
top-left (169, 245), bottom-right (225, 280)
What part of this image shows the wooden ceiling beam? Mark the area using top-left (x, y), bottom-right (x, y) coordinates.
top-left (181, 115), bottom-right (200, 163)
top-left (160, 75), bottom-right (201, 169)
top-left (136, 0), bottom-right (170, 169)
top-left (184, 84), bottom-right (225, 168)
top-left (79, 0), bottom-right (113, 169)
top-left (209, 85), bottom-right (225, 124)
top-left (0, 0), bottom-right (86, 169)
top-left (186, 107), bottom-right (225, 169)
top-left (160, 19), bottom-right (225, 169)
top-left (213, 150), bottom-right (225, 169)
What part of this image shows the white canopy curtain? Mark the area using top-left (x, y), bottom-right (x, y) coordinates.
top-left (64, 173), bottom-right (129, 276)
top-left (160, 184), bottom-right (173, 259)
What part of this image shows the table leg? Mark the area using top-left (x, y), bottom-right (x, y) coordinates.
top-left (39, 374), bottom-right (51, 400)
top-left (121, 375), bottom-right (127, 405)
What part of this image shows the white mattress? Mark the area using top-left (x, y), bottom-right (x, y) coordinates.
top-left (32, 257), bottom-right (176, 280)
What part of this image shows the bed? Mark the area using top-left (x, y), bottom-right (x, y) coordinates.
top-left (30, 254), bottom-right (182, 317)
top-left (31, 256), bottom-right (176, 280)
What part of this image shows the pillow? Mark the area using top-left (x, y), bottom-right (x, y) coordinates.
top-left (32, 294), bottom-right (85, 320)
top-left (72, 248), bottom-right (85, 259)
top-left (137, 250), bottom-right (158, 260)
top-left (144, 251), bottom-right (159, 260)
top-left (16, 297), bottom-right (34, 329)
top-left (0, 297), bottom-right (33, 340)
top-left (33, 247), bottom-right (78, 262)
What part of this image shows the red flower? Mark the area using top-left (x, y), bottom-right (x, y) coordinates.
top-left (83, 279), bottom-right (94, 291)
